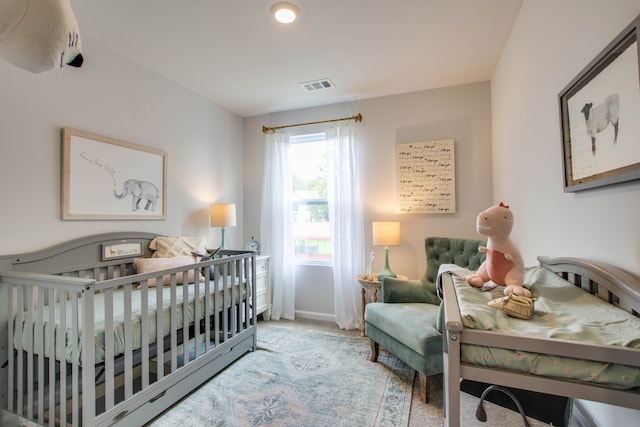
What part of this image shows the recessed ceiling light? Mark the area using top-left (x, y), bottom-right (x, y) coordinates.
top-left (271, 2), bottom-right (299, 24)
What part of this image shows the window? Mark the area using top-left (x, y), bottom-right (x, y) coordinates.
top-left (290, 133), bottom-right (331, 263)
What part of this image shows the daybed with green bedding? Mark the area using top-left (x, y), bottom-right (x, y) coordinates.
top-left (442, 256), bottom-right (640, 427)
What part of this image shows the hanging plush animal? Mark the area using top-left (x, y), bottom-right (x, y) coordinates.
top-left (464, 202), bottom-right (532, 297)
top-left (0, 0), bottom-right (83, 73)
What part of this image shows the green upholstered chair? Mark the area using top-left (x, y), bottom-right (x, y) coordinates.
top-left (364, 236), bottom-right (486, 403)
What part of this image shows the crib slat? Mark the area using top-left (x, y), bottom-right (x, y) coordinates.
top-left (242, 259), bottom-right (246, 328)
top-left (244, 258), bottom-right (252, 329)
top-left (7, 285), bottom-right (16, 410)
top-left (81, 283), bottom-right (96, 426)
top-left (26, 288), bottom-right (33, 420)
top-left (222, 264), bottom-right (229, 340)
top-left (123, 284), bottom-right (133, 400)
top-left (9, 286), bottom-right (25, 415)
top-left (182, 275), bottom-right (189, 364)
top-left (47, 288), bottom-right (56, 427)
top-left (229, 261), bottom-right (234, 336)
top-left (156, 281), bottom-right (164, 380)
top-left (213, 265), bottom-right (220, 346)
top-left (141, 281), bottom-right (150, 389)
top-left (194, 268), bottom-right (201, 359)
top-left (37, 287), bottom-right (45, 424)
top-left (170, 279), bottom-right (178, 372)
top-left (228, 261), bottom-right (235, 338)
top-left (250, 257), bottom-right (255, 327)
top-left (71, 292), bottom-right (79, 426)
top-left (231, 260), bottom-right (236, 333)
top-left (104, 287), bottom-right (115, 410)
top-left (229, 260), bottom-right (234, 336)
top-left (232, 260), bottom-right (238, 335)
top-left (59, 292), bottom-right (67, 427)
top-left (203, 268), bottom-right (211, 353)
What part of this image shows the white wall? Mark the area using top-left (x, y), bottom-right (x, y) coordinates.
top-left (492, 1), bottom-right (640, 425)
top-left (243, 82), bottom-right (494, 319)
top-left (0, 37), bottom-right (244, 256)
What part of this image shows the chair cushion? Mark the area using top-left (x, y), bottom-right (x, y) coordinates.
top-left (365, 302), bottom-right (442, 356)
top-left (381, 278), bottom-right (441, 304)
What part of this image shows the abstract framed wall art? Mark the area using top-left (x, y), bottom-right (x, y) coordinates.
top-left (62, 128), bottom-right (167, 220)
top-left (395, 139), bottom-right (455, 214)
top-left (559, 14), bottom-right (640, 192)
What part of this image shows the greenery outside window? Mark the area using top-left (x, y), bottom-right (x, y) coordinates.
top-left (290, 133), bottom-right (331, 264)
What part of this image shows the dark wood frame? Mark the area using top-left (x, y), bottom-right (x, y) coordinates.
top-left (559, 14), bottom-right (640, 192)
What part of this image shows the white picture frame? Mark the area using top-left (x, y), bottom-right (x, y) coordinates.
top-left (101, 240), bottom-right (144, 261)
top-left (62, 128), bottom-right (167, 220)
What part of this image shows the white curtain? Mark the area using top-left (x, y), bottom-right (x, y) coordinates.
top-left (260, 130), bottom-right (296, 320)
top-left (326, 121), bottom-right (365, 329)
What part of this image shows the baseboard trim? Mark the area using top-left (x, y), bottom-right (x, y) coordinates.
top-left (294, 310), bottom-right (335, 323)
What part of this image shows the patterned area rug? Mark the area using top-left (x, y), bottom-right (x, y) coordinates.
top-left (149, 323), bottom-right (414, 427)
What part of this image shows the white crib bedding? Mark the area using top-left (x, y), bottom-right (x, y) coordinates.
top-left (13, 278), bottom-right (246, 366)
top-left (453, 266), bottom-right (640, 390)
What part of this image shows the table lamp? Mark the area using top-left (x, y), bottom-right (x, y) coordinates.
top-left (372, 221), bottom-right (400, 282)
top-left (210, 203), bottom-right (236, 248)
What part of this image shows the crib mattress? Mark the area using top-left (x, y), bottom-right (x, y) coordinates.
top-left (453, 266), bottom-right (640, 390)
top-left (13, 278), bottom-right (246, 366)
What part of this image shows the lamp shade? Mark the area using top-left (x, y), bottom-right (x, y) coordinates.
top-left (210, 204), bottom-right (236, 227)
top-left (372, 221), bottom-right (400, 246)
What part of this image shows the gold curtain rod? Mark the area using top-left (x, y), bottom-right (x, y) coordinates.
top-left (262, 113), bottom-right (362, 133)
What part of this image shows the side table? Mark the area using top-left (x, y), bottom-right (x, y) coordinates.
top-left (357, 275), bottom-right (406, 336)
top-left (357, 277), bottom-right (381, 336)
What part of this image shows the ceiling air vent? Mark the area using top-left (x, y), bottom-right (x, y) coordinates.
top-left (299, 78), bottom-right (334, 92)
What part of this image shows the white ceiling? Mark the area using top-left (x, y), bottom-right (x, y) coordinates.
top-left (72, 0), bottom-right (523, 118)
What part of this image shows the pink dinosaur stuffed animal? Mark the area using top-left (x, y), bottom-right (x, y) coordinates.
top-left (464, 203), bottom-right (532, 297)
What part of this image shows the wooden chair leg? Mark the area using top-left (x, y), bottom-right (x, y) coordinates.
top-left (419, 373), bottom-right (430, 403)
top-left (369, 339), bottom-right (379, 362)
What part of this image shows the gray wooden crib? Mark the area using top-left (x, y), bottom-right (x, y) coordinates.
top-left (442, 256), bottom-right (640, 427)
top-left (0, 232), bottom-right (258, 426)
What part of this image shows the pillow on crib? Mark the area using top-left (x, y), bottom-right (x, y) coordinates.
top-left (134, 256), bottom-right (196, 287)
top-left (149, 236), bottom-right (207, 258)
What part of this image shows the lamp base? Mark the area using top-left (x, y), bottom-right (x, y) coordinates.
top-left (376, 246), bottom-right (397, 282)
top-left (377, 268), bottom-right (397, 283)
top-left (220, 227), bottom-right (227, 249)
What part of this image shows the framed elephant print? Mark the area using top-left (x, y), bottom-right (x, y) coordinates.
top-left (62, 128), bottom-right (167, 220)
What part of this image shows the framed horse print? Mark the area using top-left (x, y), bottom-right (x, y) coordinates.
top-left (559, 15), bottom-right (640, 192)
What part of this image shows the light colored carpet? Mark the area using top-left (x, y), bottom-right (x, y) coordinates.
top-left (148, 319), bottom-right (545, 426)
top-left (263, 320), bottom-right (543, 426)
top-left (148, 319), bottom-right (413, 426)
